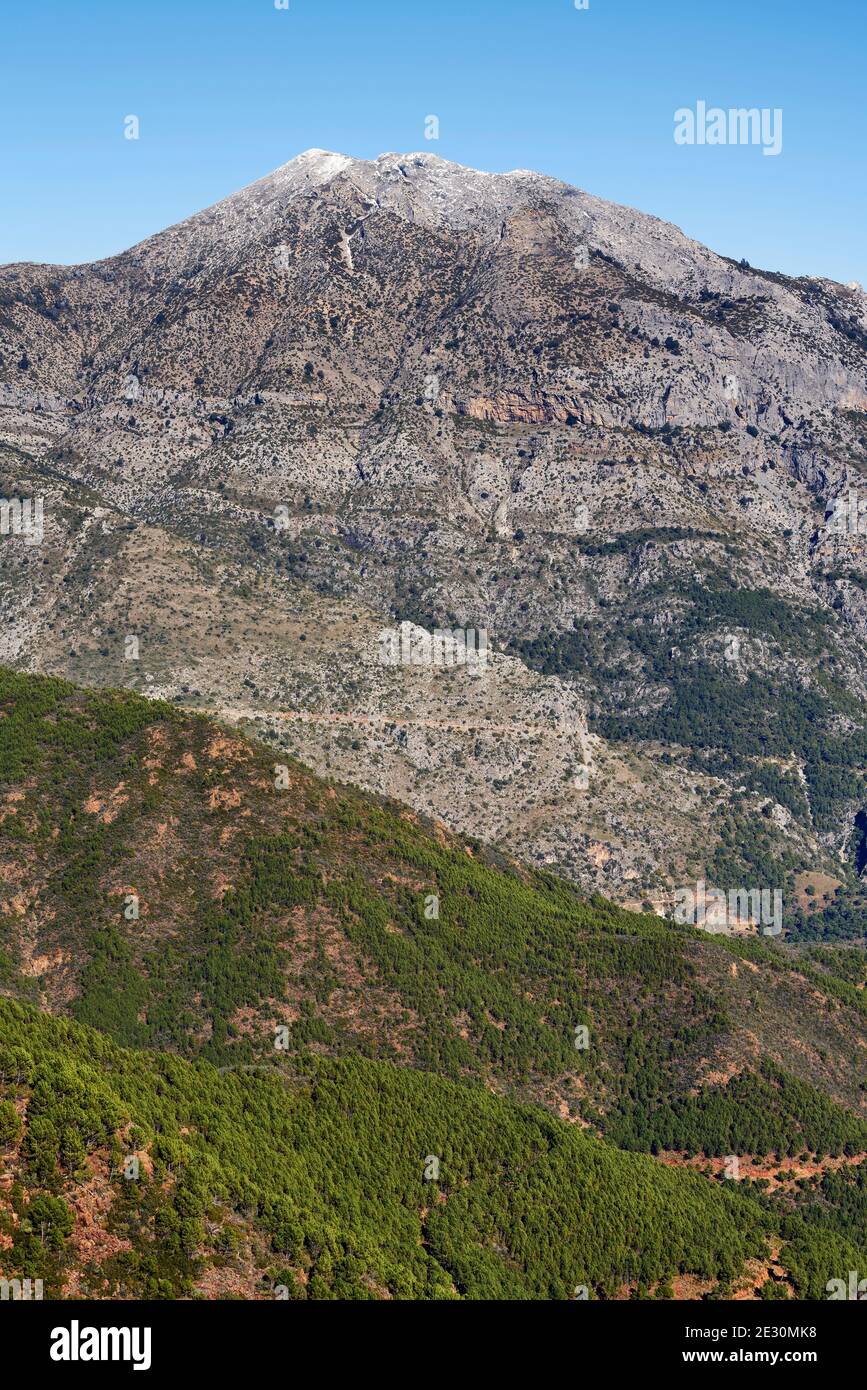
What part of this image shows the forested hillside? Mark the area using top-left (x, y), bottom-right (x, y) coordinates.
top-left (0, 998), bottom-right (778, 1300)
top-left (2, 670), bottom-right (867, 1298)
top-left (3, 1001), bottom-right (867, 1301)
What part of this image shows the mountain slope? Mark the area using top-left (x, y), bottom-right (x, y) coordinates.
top-left (2, 149), bottom-right (867, 922)
top-left (3, 673), bottom-right (867, 1300)
top-left (3, 671), bottom-right (867, 1129)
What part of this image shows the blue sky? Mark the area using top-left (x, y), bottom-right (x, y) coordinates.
top-left (2, 0), bottom-right (864, 282)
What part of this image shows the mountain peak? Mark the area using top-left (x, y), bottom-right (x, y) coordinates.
top-left (283, 147), bottom-right (354, 174)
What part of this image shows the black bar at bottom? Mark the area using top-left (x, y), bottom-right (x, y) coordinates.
top-left (2, 1295), bottom-right (860, 1377)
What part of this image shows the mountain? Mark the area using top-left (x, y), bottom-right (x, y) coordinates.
top-left (2, 149), bottom-right (867, 921)
top-left (2, 669), bottom-right (867, 1299)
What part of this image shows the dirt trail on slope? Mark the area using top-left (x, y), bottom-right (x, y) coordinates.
top-left (215, 704), bottom-right (585, 739)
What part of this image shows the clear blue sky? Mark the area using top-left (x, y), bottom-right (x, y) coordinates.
top-left (2, 0), bottom-right (865, 283)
